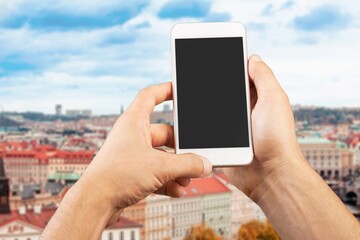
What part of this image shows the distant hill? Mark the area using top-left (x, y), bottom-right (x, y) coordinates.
top-left (0, 115), bottom-right (21, 128)
top-left (293, 107), bottom-right (360, 125)
top-left (2, 112), bottom-right (88, 122)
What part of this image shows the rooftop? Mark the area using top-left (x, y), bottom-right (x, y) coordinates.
top-left (0, 208), bottom-right (141, 230)
top-left (297, 137), bottom-right (332, 144)
top-left (182, 176), bottom-right (231, 197)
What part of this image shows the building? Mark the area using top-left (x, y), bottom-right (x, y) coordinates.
top-left (65, 110), bottom-right (81, 117)
top-left (0, 146), bottom-right (141, 240)
top-left (0, 207), bottom-right (142, 240)
top-left (170, 191), bottom-right (202, 240)
top-left (47, 150), bottom-right (95, 184)
top-left (122, 199), bottom-right (146, 239)
top-left (338, 141), bottom-right (354, 176)
top-left (146, 195), bottom-right (171, 240)
top-left (1, 144), bottom-right (94, 188)
top-left (150, 111), bottom-right (173, 125)
top-left (55, 104), bottom-right (62, 116)
top-left (298, 137), bottom-right (342, 179)
top-left (65, 110), bottom-right (92, 117)
top-left (199, 178), bottom-right (232, 239)
top-left (2, 149), bottom-right (49, 187)
top-left (81, 110), bottom-right (92, 117)
top-left (348, 136), bottom-right (360, 173)
top-left (0, 157), bottom-right (10, 214)
top-left (124, 177), bottom-right (232, 240)
top-left (216, 173), bottom-right (265, 239)
top-left (101, 217), bottom-right (142, 240)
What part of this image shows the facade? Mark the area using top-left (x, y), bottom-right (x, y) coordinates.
top-left (65, 110), bottom-right (92, 117)
top-left (171, 193), bottom-right (202, 240)
top-left (55, 104), bottom-right (62, 116)
top-left (349, 139), bottom-right (360, 173)
top-left (146, 195), bottom-right (171, 240)
top-left (47, 150), bottom-right (94, 184)
top-left (202, 191), bottom-right (231, 238)
top-left (298, 137), bottom-right (342, 179)
top-left (122, 199), bottom-right (146, 239)
top-left (124, 177), bottom-right (232, 240)
top-left (0, 143), bottom-right (94, 188)
top-left (3, 150), bottom-right (48, 187)
top-left (0, 157), bottom-right (10, 214)
top-left (216, 174), bottom-right (265, 239)
top-left (0, 208), bottom-right (142, 240)
top-left (101, 218), bottom-right (142, 240)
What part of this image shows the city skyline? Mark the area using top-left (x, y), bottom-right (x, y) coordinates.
top-left (0, 0), bottom-right (359, 114)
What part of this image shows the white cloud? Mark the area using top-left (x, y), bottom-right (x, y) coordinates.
top-left (0, 0), bottom-right (359, 114)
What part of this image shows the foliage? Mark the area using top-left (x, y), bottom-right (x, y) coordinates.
top-left (238, 220), bottom-right (280, 240)
top-left (184, 224), bottom-right (222, 240)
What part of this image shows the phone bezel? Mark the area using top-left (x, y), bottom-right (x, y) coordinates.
top-left (171, 22), bottom-right (253, 166)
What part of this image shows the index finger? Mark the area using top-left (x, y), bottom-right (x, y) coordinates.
top-left (128, 82), bottom-right (173, 116)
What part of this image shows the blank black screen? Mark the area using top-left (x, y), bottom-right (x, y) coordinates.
top-left (175, 37), bottom-right (249, 149)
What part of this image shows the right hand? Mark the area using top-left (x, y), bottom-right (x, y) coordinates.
top-left (223, 55), bottom-right (305, 201)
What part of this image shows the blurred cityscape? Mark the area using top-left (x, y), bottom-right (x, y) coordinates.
top-left (0, 104), bottom-right (359, 240)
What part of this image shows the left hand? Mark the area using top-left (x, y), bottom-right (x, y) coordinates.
top-left (80, 82), bottom-right (212, 226)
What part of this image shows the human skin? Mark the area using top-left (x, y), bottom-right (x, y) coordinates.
top-left (223, 55), bottom-right (360, 239)
top-left (40, 82), bottom-right (213, 239)
top-left (41, 55), bottom-right (360, 239)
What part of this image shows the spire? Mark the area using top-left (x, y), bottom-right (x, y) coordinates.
top-left (120, 104), bottom-right (124, 115)
top-left (0, 154), bottom-right (10, 214)
top-left (0, 157), bottom-right (5, 178)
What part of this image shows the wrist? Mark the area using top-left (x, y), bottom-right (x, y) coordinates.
top-left (42, 171), bottom-right (118, 239)
top-left (249, 154), bottom-right (310, 204)
top-left (74, 170), bottom-right (120, 215)
top-left (64, 171), bottom-right (120, 228)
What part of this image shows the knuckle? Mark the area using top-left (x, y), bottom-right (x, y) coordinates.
top-left (155, 154), bottom-right (172, 180)
top-left (138, 88), bottom-right (150, 98)
top-left (138, 87), bottom-right (156, 104)
top-left (188, 154), bottom-right (203, 175)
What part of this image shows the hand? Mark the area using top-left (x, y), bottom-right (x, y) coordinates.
top-left (80, 82), bottom-right (212, 226)
top-left (223, 55), bottom-right (305, 200)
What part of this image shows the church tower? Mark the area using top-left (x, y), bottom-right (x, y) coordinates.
top-left (0, 155), bottom-right (10, 214)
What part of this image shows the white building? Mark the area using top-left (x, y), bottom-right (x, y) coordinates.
top-left (216, 173), bottom-right (265, 239)
top-left (172, 177), bottom-right (232, 240)
top-left (0, 207), bottom-right (142, 240)
top-left (171, 192), bottom-right (203, 239)
top-left (298, 137), bottom-right (342, 179)
top-left (145, 194), bottom-right (171, 240)
top-left (101, 218), bottom-right (142, 240)
top-left (129, 177), bottom-right (232, 240)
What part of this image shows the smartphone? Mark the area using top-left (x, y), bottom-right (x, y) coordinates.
top-left (171, 22), bottom-right (253, 166)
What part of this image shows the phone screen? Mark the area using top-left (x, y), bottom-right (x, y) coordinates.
top-left (175, 37), bottom-right (249, 149)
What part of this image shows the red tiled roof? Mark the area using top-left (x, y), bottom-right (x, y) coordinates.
top-left (0, 208), bottom-right (141, 230)
top-left (107, 217), bottom-right (142, 229)
top-left (0, 208), bottom-right (56, 229)
top-left (34, 145), bottom-right (56, 152)
top-left (182, 176), bottom-right (230, 197)
top-left (1, 147), bottom-right (94, 165)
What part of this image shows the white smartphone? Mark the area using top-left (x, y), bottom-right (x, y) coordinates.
top-left (171, 22), bottom-right (253, 166)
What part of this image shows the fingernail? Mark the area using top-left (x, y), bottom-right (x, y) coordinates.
top-left (251, 54), bottom-right (262, 62)
top-left (201, 157), bottom-right (213, 177)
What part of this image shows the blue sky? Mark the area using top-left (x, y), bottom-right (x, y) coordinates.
top-left (0, 0), bottom-right (359, 114)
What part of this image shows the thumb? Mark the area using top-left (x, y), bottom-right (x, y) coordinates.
top-left (249, 55), bottom-right (285, 99)
top-left (160, 153), bottom-right (213, 180)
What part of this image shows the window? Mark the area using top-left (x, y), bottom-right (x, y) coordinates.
top-left (120, 231), bottom-right (124, 240)
top-left (108, 232), bottom-right (113, 240)
top-left (131, 230), bottom-right (135, 240)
